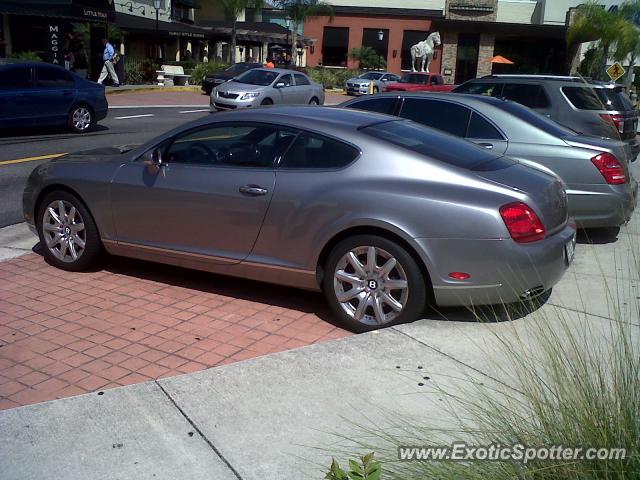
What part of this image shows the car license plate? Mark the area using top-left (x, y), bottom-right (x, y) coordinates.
top-left (565, 234), bottom-right (576, 265)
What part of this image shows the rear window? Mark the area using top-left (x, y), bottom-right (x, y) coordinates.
top-left (562, 86), bottom-right (633, 111)
top-left (361, 120), bottom-right (511, 170)
top-left (453, 82), bottom-right (502, 97)
top-left (498, 101), bottom-right (576, 137)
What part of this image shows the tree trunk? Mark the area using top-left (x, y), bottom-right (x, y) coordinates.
top-left (230, 19), bottom-right (237, 64)
top-left (290, 15), bottom-right (298, 65)
top-left (626, 55), bottom-right (636, 91)
top-left (601, 43), bottom-right (610, 81)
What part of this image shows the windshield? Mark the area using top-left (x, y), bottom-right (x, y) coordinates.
top-left (399, 74), bottom-right (427, 84)
top-left (498, 100), bottom-right (578, 136)
top-left (361, 120), bottom-right (509, 170)
top-left (234, 69), bottom-right (279, 86)
top-left (359, 72), bottom-right (384, 80)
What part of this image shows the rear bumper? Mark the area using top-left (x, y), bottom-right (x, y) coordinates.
top-left (415, 224), bottom-right (576, 307)
top-left (567, 183), bottom-right (637, 228)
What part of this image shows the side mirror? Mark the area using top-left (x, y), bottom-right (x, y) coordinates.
top-left (274, 81), bottom-right (286, 88)
top-left (382, 78), bottom-right (388, 82)
top-left (143, 147), bottom-right (165, 173)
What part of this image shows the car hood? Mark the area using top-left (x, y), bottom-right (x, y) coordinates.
top-left (217, 81), bottom-right (266, 94)
top-left (50, 145), bottom-right (136, 164)
top-left (348, 78), bottom-right (376, 84)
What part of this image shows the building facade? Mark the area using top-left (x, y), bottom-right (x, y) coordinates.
top-left (304, 0), bottom-right (624, 82)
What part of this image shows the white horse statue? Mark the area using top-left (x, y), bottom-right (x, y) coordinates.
top-left (411, 32), bottom-right (441, 73)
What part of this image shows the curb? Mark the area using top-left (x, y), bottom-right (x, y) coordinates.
top-left (106, 86), bottom-right (203, 95)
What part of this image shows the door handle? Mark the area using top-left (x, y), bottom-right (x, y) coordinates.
top-left (239, 184), bottom-right (268, 196)
top-left (478, 143), bottom-right (494, 150)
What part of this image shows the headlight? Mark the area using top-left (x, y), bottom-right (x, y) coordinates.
top-left (241, 92), bottom-right (260, 100)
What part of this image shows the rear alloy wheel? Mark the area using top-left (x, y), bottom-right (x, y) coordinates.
top-left (38, 191), bottom-right (102, 271)
top-left (373, 86), bottom-right (379, 94)
top-left (68, 105), bottom-right (94, 133)
top-left (309, 97), bottom-right (319, 105)
top-left (323, 235), bottom-right (427, 332)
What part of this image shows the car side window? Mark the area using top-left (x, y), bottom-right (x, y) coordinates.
top-left (165, 124), bottom-right (282, 168)
top-left (454, 82), bottom-right (502, 97)
top-left (501, 83), bottom-right (550, 109)
top-left (35, 67), bottom-right (74, 88)
top-left (278, 74), bottom-right (293, 87)
top-left (345, 97), bottom-right (397, 115)
top-left (294, 73), bottom-right (310, 86)
top-left (466, 112), bottom-right (504, 140)
top-left (0, 66), bottom-right (32, 89)
top-left (399, 98), bottom-right (471, 137)
top-left (279, 132), bottom-right (359, 169)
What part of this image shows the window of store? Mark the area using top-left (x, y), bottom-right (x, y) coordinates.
top-left (362, 28), bottom-right (389, 66)
top-left (322, 27), bottom-right (349, 67)
top-left (401, 30), bottom-right (431, 71)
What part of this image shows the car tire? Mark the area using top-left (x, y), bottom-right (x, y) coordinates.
top-left (68, 104), bottom-right (94, 133)
top-left (261, 98), bottom-right (273, 106)
top-left (309, 97), bottom-right (319, 105)
top-left (373, 86), bottom-right (379, 94)
top-left (37, 190), bottom-right (102, 271)
top-left (322, 235), bottom-right (428, 332)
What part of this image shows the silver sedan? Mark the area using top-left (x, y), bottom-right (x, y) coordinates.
top-left (343, 92), bottom-right (638, 228)
top-left (211, 68), bottom-right (325, 111)
top-left (23, 107), bottom-right (575, 331)
top-left (345, 71), bottom-right (401, 95)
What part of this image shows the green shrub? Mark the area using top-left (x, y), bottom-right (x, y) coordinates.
top-left (123, 56), bottom-right (160, 84)
top-left (10, 51), bottom-right (42, 61)
top-left (306, 67), bottom-right (361, 89)
top-left (190, 62), bottom-right (230, 84)
top-left (349, 47), bottom-right (386, 70)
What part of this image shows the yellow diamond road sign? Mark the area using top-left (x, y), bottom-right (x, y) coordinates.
top-left (607, 62), bottom-right (626, 81)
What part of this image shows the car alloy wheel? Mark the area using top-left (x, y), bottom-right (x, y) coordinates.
top-left (42, 200), bottom-right (87, 263)
top-left (71, 106), bottom-right (92, 132)
top-left (333, 246), bottom-right (409, 326)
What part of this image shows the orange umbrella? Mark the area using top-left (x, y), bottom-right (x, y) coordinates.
top-left (490, 55), bottom-right (514, 65)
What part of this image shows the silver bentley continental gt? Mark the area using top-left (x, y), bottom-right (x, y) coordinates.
top-left (23, 107), bottom-right (576, 331)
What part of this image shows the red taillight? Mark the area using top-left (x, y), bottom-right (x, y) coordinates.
top-left (500, 202), bottom-right (546, 243)
top-left (599, 113), bottom-right (624, 134)
top-left (448, 272), bottom-right (471, 280)
top-left (590, 152), bottom-right (626, 185)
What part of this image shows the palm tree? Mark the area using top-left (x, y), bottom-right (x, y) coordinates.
top-left (618, 0), bottom-right (640, 88)
top-left (567, 1), bottom-right (628, 80)
top-left (219, 0), bottom-right (260, 63)
top-left (273, 0), bottom-right (334, 65)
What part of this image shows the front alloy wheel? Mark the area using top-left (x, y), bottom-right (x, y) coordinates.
top-left (323, 235), bottom-right (428, 332)
top-left (38, 191), bottom-right (102, 271)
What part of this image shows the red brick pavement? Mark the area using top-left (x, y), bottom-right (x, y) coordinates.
top-left (0, 253), bottom-right (350, 410)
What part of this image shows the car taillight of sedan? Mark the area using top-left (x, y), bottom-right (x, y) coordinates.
top-left (590, 152), bottom-right (627, 185)
top-left (500, 202), bottom-right (546, 243)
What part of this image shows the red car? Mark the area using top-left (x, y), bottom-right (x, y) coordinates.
top-left (385, 73), bottom-right (455, 93)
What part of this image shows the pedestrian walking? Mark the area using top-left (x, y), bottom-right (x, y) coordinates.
top-left (97, 38), bottom-right (119, 87)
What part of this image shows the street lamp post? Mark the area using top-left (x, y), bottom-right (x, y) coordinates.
top-left (297, 46), bottom-right (303, 66)
top-left (153, 0), bottom-right (161, 59)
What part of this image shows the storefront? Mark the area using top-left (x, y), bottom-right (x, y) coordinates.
top-left (0, 0), bottom-right (116, 78)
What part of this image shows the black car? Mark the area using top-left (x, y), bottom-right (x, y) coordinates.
top-left (0, 59), bottom-right (108, 133)
top-left (453, 75), bottom-right (639, 159)
top-left (202, 62), bottom-right (263, 95)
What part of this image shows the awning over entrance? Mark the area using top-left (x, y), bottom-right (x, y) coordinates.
top-left (0, 0), bottom-right (116, 22)
top-left (198, 20), bottom-right (312, 46)
top-left (115, 12), bottom-right (208, 39)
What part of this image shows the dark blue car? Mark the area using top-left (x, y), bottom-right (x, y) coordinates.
top-left (0, 60), bottom-right (108, 133)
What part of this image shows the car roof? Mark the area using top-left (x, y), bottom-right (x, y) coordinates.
top-left (0, 59), bottom-right (45, 67)
top-left (359, 91), bottom-right (507, 107)
top-left (250, 67), bottom-right (306, 75)
top-left (186, 106), bottom-right (395, 132)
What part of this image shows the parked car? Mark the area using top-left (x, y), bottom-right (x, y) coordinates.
top-left (201, 62), bottom-right (262, 95)
top-left (453, 75), bottom-right (640, 159)
top-left (345, 71), bottom-right (401, 95)
top-left (342, 92), bottom-right (638, 228)
top-left (384, 72), bottom-right (455, 93)
top-left (23, 106), bottom-right (575, 331)
top-left (0, 59), bottom-right (108, 133)
top-left (210, 68), bottom-right (324, 111)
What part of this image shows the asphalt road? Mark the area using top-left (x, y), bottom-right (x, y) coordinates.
top-left (0, 106), bottom-right (210, 228)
